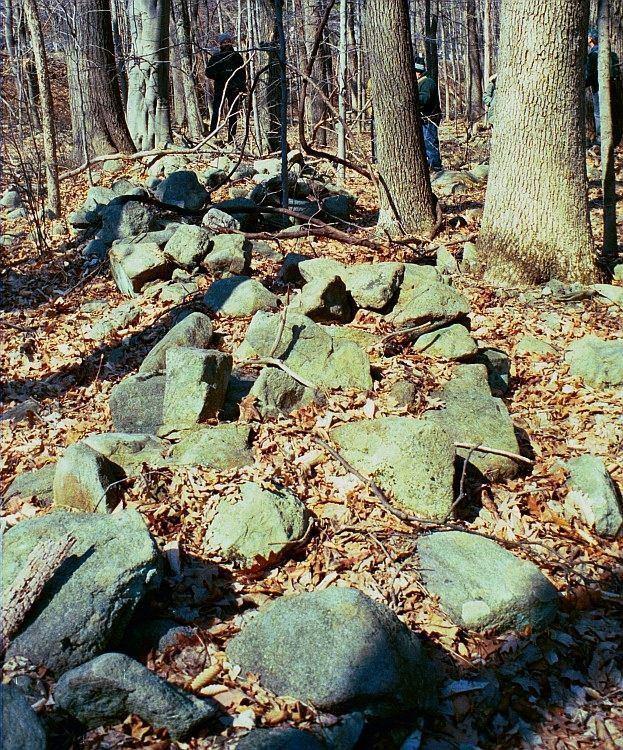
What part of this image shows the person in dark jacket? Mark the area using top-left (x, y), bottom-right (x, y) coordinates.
top-left (414, 56), bottom-right (443, 173)
top-left (205, 33), bottom-right (247, 141)
top-left (586, 28), bottom-right (622, 146)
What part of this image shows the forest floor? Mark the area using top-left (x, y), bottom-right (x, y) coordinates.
top-left (1, 127), bottom-right (623, 750)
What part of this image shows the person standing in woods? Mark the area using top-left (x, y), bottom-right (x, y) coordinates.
top-left (483, 73), bottom-right (497, 126)
top-left (205, 33), bottom-right (248, 142)
top-left (586, 27), bottom-right (623, 147)
top-left (414, 56), bottom-right (443, 173)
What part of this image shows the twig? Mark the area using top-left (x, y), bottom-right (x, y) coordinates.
top-left (379, 320), bottom-right (452, 345)
top-left (242, 356), bottom-right (315, 390)
top-left (455, 442), bottom-right (533, 465)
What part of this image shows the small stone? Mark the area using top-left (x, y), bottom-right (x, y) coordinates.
top-left (390, 282), bottom-right (471, 327)
top-left (417, 531), bottom-right (560, 633)
top-left (202, 166), bottom-right (228, 188)
top-left (164, 225), bottom-right (212, 268)
top-left (413, 324), bottom-right (477, 361)
top-left (7, 207), bottom-right (27, 220)
top-left (249, 367), bottom-right (311, 418)
top-left (109, 372), bottom-right (165, 434)
top-left (4, 465), bottom-right (55, 504)
top-left (468, 164), bottom-right (489, 183)
top-left (202, 234), bottom-right (251, 276)
top-left (205, 482), bottom-right (308, 563)
top-left (253, 157), bottom-right (282, 176)
top-left (401, 264), bottom-right (441, 290)
top-left (564, 455), bottom-right (623, 537)
top-left (1, 683), bottom-right (46, 750)
top-left (155, 170), bottom-right (208, 211)
top-left (170, 424), bottom-right (254, 469)
top-left (53, 442), bottom-right (123, 513)
top-left (1, 189), bottom-right (22, 209)
top-left (148, 154), bottom-right (190, 179)
top-left (277, 252), bottom-right (311, 284)
top-left (460, 242), bottom-right (479, 273)
top-left (251, 240), bottom-right (283, 261)
top-left (139, 312), bottom-right (213, 376)
top-left (204, 276), bottom-right (279, 317)
top-left (565, 335), bottom-right (623, 388)
top-left (346, 263), bottom-right (404, 310)
top-left (82, 433), bottom-right (167, 476)
top-left (515, 335), bottom-right (557, 357)
top-left (215, 198), bottom-right (258, 231)
top-left (612, 264), bottom-right (623, 282)
top-left (386, 379), bottom-right (418, 408)
top-left (158, 279), bottom-right (199, 304)
top-left (85, 300), bottom-right (140, 340)
top-left (289, 276), bottom-right (355, 322)
top-left (54, 652), bottom-right (217, 740)
top-left (431, 170), bottom-right (477, 197)
top-left (436, 247), bottom-right (460, 275)
top-left (202, 207), bottom-right (240, 230)
top-left (475, 347), bottom-right (511, 395)
top-left (109, 242), bottom-right (172, 297)
top-left (163, 347), bottom-right (232, 426)
top-left (102, 158), bottom-right (124, 173)
top-left (299, 257), bottom-right (346, 283)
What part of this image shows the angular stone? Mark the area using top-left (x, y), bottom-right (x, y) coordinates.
top-left (148, 153), bottom-right (190, 178)
top-left (109, 242), bottom-right (172, 297)
top-left (424, 365), bottom-right (521, 480)
top-left (98, 197), bottom-right (158, 243)
top-left (3, 510), bottom-right (160, 674)
top-left (215, 198), bottom-right (258, 231)
top-left (170, 424), bottom-right (254, 469)
top-left (163, 347), bottom-right (232, 426)
top-left (322, 194), bottom-right (353, 221)
top-left (1, 189), bottom-right (22, 209)
top-left (85, 300), bottom-right (140, 340)
top-left (277, 252), bottom-right (311, 284)
top-left (4, 465), bottom-right (55, 504)
top-left (202, 166), bottom-right (228, 188)
top-left (249, 367), bottom-right (311, 418)
top-left (82, 433), bottom-right (167, 476)
top-left (417, 531), bottom-right (560, 633)
top-left (202, 234), bottom-right (251, 276)
top-left (401, 264), bottom-right (442, 290)
top-left (436, 246), bottom-right (460, 276)
top-left (82, 186), bottom-right (116, 213)
top-left (155, 170), bottom-right (208, 211)
top-left (289, 276), bottom-right (355, 322)
top-left (475, 347), bottom-right (511, 395)
top-left (468, 164), bottom-right (489, 183)
top-left (227, 587), bottom-right (436, 715)
top-left (1, 683), bottom-right (46, 750)
top-left (460, 242), bottom-right (479, 274)
top-left (54, 652), bottom-right (217, 740)
top-left (564, 455), bottom-right (623, 537)
top-left (390, 282), bottom-right (471, 327)
top-left (254, 157), bottom-right (282, 176)
top-left (386, 379), bottom-right (418, 408)
top-left (594, 284), bottom-right (623, 305)
top-left (330, 418), bottom-right (455, 520)
top-left (158, 278), bottom-right (199, 304)
top-left (164, 224), bottom-right (213, 268)
top-left (431, 170), bottom-right (477, 197)
top-left (413, 324), bottom-right (477, 361)
top-left (139, 312), bottom-right (213, 376)
top-left (565, 335), bottom-right (623, 388)
top-left (53, 442), bottom-right (123, 513)
top-left (346, 263), bottom-right (404, 310)
top-left (299, 257), bottom-right (346, 283)
top-left (202, 207), bottom-right (240, 231)
top-left (515, 335), bottom-right (557, 357)
top-left (109, 372), bottom-right (165, 434)
top-left (236, 311), bottom-right (372, 391)
top-left (204, 276), bottom-right (279, 317)
top-left (237, 729), bottom-right (324, 750)
top-left (205, 482), bottom-right (308, 563)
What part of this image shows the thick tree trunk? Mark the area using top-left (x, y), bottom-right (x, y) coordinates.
top-left (126, 0), bottom-right (172, 150)
top-left (21, 0), bottom-right (60, 215)
top-left (465, 0), bottom-right (483, 123)
top-left (302, 0), bottom-right (329, 147)
top-left (170, 0), bottom-right (203, 140)
top-left (363, 0), bottom-right (436, 236)
top-left (67, 0), bottom-right (135, 162)
top-left (598, 0), bottom-right (617, 258)
top-left (478, 0), bottom-right (600, 286)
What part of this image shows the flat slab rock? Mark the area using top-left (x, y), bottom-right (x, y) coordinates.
top-left (169, 424), bottom-right (254, 470)
top-left (564, 335), bottom-right (623, 388)
top-left (139, 312), bottom-right (214, 376)
top-left (417, 531), bottom-right (560, 634)
top-left (564, 455), bottom-right (623, 537)
top-left (1, 683), bottom-right (46, 750)
top-left (203, 276), bottom-right (279, 317)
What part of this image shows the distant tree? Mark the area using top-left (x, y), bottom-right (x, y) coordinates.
top-left (478, 0), bottom-right (600, 285)
top-left (170, 0), bottom-right (203, 140)
top-left (465, 0), bottom-right (483, 123)
top-left (254, 0), bottom-right (282, 153)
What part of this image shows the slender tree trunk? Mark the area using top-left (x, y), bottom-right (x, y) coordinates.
top-left (302, 0), bottom-right (329, 146)
top-left (171, 0), bottom-right (203, 139)
top-left (598, 0), bottom-right (617, 258)
top-left (126, 0), bottom-right (172, 150)
top-left (424, 0), bottom-right (439, 85)
top-left (21, 0), bottom-right (60, 215)
top-left (255, 0), bottom-right (282, 153)
top-left (465, 0), bottom-right (483, 123)
top-left (363, 0), bottom-right (436, 236)
top-left (478, 0), bottom-right (599, 285)
top-left (170, 15), bottom-right (187, 130)
top-left (18, 19), bottom-right (41, 131)
top-left (275, 0), bottom-right (289, 206)
top-left (336, 0), bottom-right (347, 180)
top-left (483, 0), bottom-right (492, 83)
top-left (111, 0), bottom-right (128, 104)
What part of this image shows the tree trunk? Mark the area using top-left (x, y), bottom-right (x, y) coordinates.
top-left (363, 0), bottom-right (436, 236)
top-left (598, 0), bottom-right (617, 258)
top-left (483, 0), bottom-right (492, 83)
top-left (171, 0), bottom-right (203, 140)
top-left (21, 0), bottom-right (60, 215)
top-left (302, 0), bottom-right (329, 146)
top-left (336, 0), bottom-right (347, 180)
top-left (255, 0), bottom-right (282, 153)
top-left (126, 0), bottom-right (172, 150)
top-left (67, 0), bottom-right (135, 162)
top-left (478, 0), bottom-right (599, 286)
top-left (424, 0), bottom-right (439, 85)
top-left (275, 0), bottom-right (289, 206)
top-left (465, 0), bottom-right (483, 123)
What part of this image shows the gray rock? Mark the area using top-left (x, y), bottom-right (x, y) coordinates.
top-left (82, 238), bottom-right (108, 261)
top-left (390, 282), bottom-right (471, 327)
top-left (237, 728), bottom-right (324, 750)
top-left (289, 276), bottom-right (355, 323)
top-left (227, 587), bottom-right (436, 715)
top-left (164, 224), bottom-right (212, 268)
top-left (613, 264), bottom-right (623, 282)
top-left (299, 257), bottom-right (346, 284)
top-left (170, 424), bottom-right (254, 469)
top-left (202, 207), bottom-right (240, 230)
top-left (417, 531), bottom-right (560, 633)
top-left (322, 194), bottom-right (353, 221)
top-left (102, 158), bottom-right (124, 173)
top-left (0, 233), bottom-right (19, 247)
top-left (205, 482), bottom-right (308, 563)
top-left (1, 683), bottom-right (46, 750)
top-left (468, 164), bottom-right (489, 183)
top-left (82, 433), bottom-right (167, 476)
top-left (109, 372), bottom-right (165, 434)
top-left (109, 242), bottom-right (172, 296)
top-left (564, 455), bottom-right (623, 537)
top-left (221, 372), bottom-right (256, 421)
top-left (139, 312), bottom-right (214, 376)
top-left (436, 247), bottom-right (460, 275)
top-left (82, 186), bottom-right (116, 213)
top-left (346, 263), bottom-right (404, 310)
top-left (98, 197), bottom-right (158, 243)
top-left (53, 442), bottom-right (122, 513)
top-left (215, 198), bottom-right (258, 231)
top-left (163, 347), bottom-right (232, 426)
top-left (158, 278), bottom-right (199, 303)
top-left (4, 465), bottom-right (55, 504)
top-left (278, 252), bottom-right (311, 284)
top-left (202, 166), bottom-right (228, 188)
top-left (155, 170), bottom-right (208, 211)
top-left (515, 335), bottom-right (557, 357)
top-left (460, 242), bottom-right (479, 274)
top-left (251, 239), bottom-right (282, 261)
top-left (322, 325), bottom-right (381, 350)
top-left (565, 335), bottom-right (623, 388)
top-left (3, 510), bottom-right (160, 674)
top-left (386, 380), bottom-right (418, 408)
top-left (330, 418), bottom-right (455, 520)
top-left (249, 367), bottom-right (311, 418)
top-left (148, 154), bottom-right (190, 179)
top-left (593, 283), bottom-right (623, 305)
top-left (413, 324), bottom-right (477, 361)
top-left (54, 652), bottom-right (217, 740)
top-left (475, 347), bottom-right (511, 395)
top-left (1, 189), bottom-right (22, 209)
top-left (431, 170), bottom-right (477, 197)
top-left (231, 163), bottom-right (258, 180)
top-left (204, 276), bottom-right (279, 317)
top-left (85, 300), bottom-right (140, 340)
top-left (7, 207), bottom-right (27, 220)
top-left (254, 157), bottom-right (282, 176)
top-left (401, 264), bottom-right (441, 290)
top-left (235, 311), bottom-right (372, 391)
top-left (202, 234), bottom-right (251, 276)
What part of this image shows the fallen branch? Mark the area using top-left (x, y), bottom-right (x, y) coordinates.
top-left (242, 356), bottom-right (316, 390)
top-left (455, 442), bottom-right (533, 465)
top-left (379, 320), bottom-right (452, 345)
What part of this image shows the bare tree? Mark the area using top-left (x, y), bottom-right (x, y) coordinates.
top-left (465, 0), bottom-right (483, 123)
top-left (170, 0), bottom-right (203, 140)
top-left (598, 0), bottom-right (616, 258)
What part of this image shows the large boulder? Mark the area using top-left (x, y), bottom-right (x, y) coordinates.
top-left (424, 365), bottom-right (521, 480)
top-left (330, 418), bottom-right (455, 520)
top-left (389, 282), bottom-right (471, 327)
top-left (170, 424), bottom-right (254, 469)
top-left (205, 482), bottom-right (308, 563)
top-left (109, 242), bottom-right (172, 297)
top-left (202, 234), bottom-right (251, 276)
top-left (564, 455), bottom-right (623, 537)
top-left (82, 433), bottom-right (168, 476)
top-left (289, 276), bottom-right (355, 323)
top-left (53, 442), bottom-right (123, 513)
top-left (1, 683), bottom-right (46, 750)
top-left (139, 312), bottom-right (214, 375)
top-left (164, 224), bottom-right (213, 268)
top-left (412, 323), bottom-right (477, 361)
top-left (155, 170), bottom-right (208, 211)
top-left (564, 335), bottom-right (623, 388)
top-left (235, 311), bottom-right (372, 391)
top-left (227, 587), bottom-right (436, 715)
top-left (248, 367), bottom-right (312, 418)
top-left (346, 263), bottom-right (404, 310)
top-left (2, 510), bottom-right (160, 674)
top-left (98, 197), bottom-right (158, 243)
top-left (109, 372), bottom-right (165, 434)
top-left (54, 653), bottom-right (217, 739)
top-left (417, 531), bottom-right (560, 633)
top-left (203, 276), bottom-right (279, 317)
top-left (163, 347), bottom-right (232, 427)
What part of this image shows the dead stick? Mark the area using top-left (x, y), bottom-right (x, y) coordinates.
top-left (242, 357), bottom-right (316, 390)
top-left (455, 442), bottom-right (533, 465)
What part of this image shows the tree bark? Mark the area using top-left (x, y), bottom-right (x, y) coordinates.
top-left (170, 0), bottom-right (203, 140)
top-left (424, 0), bottom-right (439, 85)
top-left (21, 0), bottom-right (60, 215)
top-left (598, 0), bottom-right (617, 258)
top-left (336, 0), bottom-right (347, 180)
top-left (478, 0), bottom-right (600, 286)
top-left (302, 0), bottom-right (329, 146)
top-left (363, 0), bottom-right (436, 236)
top-left (254, 0), bottom-right (282, 153)
top-left (465, 0), bottom-right (483, 123)
top-left (126, 0), bottom-right (173, 150)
